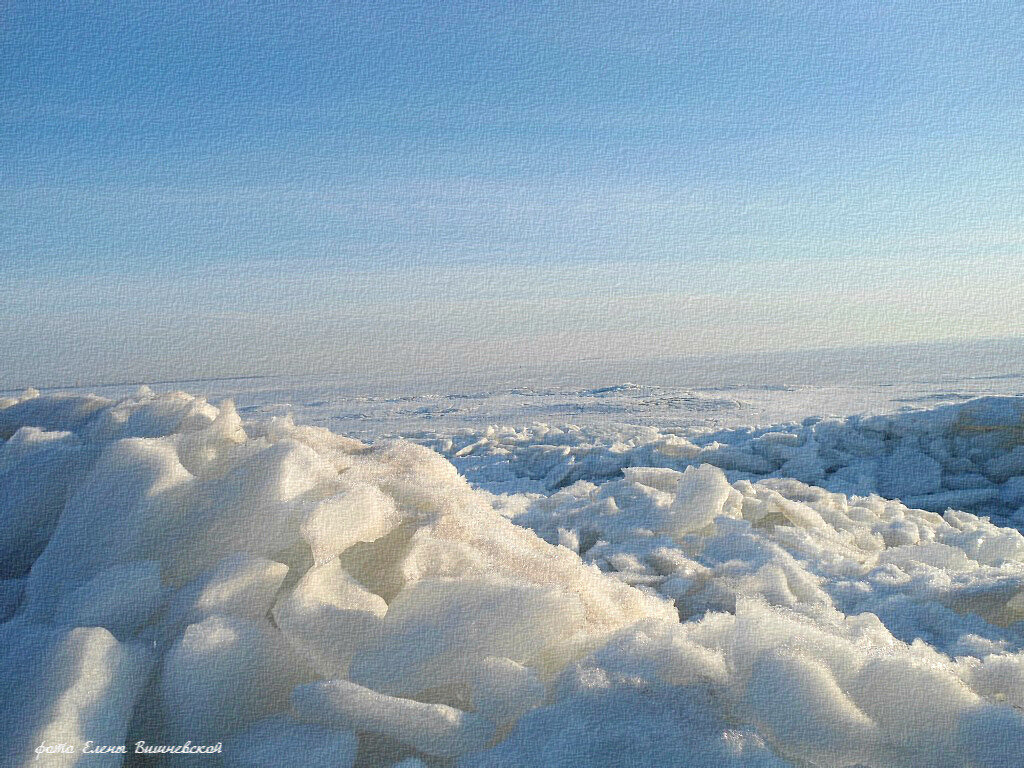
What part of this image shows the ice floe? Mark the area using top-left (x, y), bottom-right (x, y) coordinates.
top-left (2, 387), bottom-right (1024, 766)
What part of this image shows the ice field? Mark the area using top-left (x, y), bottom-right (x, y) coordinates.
top-left (4, 343), bottom-right (1024, 767)
top-left (9, 0), bottom-right (1024, 763)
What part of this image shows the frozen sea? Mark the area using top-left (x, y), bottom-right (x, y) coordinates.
top-left (39, 337), bottom-right (1024, 439)
top-left (3, 337), bottom-right (1024, 767)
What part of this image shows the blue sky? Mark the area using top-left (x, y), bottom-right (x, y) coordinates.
top-left (3, 1), bottom-right (1024, 386)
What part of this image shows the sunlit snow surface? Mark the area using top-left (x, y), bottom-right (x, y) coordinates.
top-left (3, 360), bottom-right (1024, 767)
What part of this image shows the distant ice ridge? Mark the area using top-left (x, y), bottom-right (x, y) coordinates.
top-left (428, 396), bottom-right (1024, 527)
top-left (1, 388), bottom-right (1024, 767)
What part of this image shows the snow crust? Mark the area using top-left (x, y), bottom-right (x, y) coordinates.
top-left (3, 387), bottom-right (1024, 767)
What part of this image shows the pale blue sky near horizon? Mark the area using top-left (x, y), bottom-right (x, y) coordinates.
top-left (3, 1), bottom-right (1024, 387)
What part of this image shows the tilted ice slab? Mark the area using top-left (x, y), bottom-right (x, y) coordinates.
top-left (1, 388), bottom-right (1024, 767)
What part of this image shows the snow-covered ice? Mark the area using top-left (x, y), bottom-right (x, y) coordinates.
top-left (3, 376), bottom-right (1024, 766)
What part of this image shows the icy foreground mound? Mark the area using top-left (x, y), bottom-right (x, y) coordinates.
top-left (1, 389), bottom-right (1024, 767)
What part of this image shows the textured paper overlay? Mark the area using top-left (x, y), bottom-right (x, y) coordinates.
top-left (4, 3), bottom-right (1024, 767)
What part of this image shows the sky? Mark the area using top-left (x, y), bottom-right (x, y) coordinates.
top-left (3, 1), bottom-right (1024, 388)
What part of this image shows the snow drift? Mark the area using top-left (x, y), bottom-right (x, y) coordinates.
top-left (2, 387), bottom-right (1024, 766)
